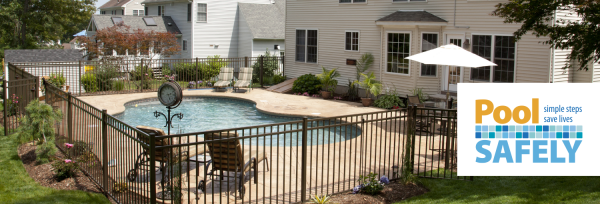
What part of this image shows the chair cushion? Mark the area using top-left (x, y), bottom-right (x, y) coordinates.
top-left (213, 80), bottom-right (231, 87)
top-left (238, 67), bottom-right (253, 81)
top-left (234, 80), bottom-right (251, 88)
top-left (243, 150), bottom-right (267, 172)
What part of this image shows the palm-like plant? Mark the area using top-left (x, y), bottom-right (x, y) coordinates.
top-left (354, 72), bottom-right (382, 99)
top-left (316, 67), bottom-right (340, 93)
top-left (309, 194), bottom-right (331, 204)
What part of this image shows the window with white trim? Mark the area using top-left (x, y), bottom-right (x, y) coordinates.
top-left (470, 35), bottom-right (516, 82)
top-left (132, 10), bottom-right (144, 16)
top-left (183, 40), bottom-right (187, 51)
top-left (345, 31), bottom-right (359, 51)
top-left (296, 29), bottom-right (318, 63)
top-left (197, 3), bottom-right (207, 22)
top-left (421, 33), bottom-right (438, 76)
top-left (386, 32), bottom-right (411, 74)
top-left (339, 0), bottom-right (366, 3)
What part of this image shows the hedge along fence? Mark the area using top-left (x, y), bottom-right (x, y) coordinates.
top-left (9, 55), bottom-right (285, 96)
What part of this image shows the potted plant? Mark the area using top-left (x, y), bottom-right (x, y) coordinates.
top-left (354, 72), bottom-right (382, 107)
top-left (316, 67), bottom-right (340, 99)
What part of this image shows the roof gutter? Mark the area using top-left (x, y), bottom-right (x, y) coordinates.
top-left (453, 0), bottom-right (470, 29)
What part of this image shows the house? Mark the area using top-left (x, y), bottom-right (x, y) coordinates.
top-left (139, 0), bottom-right (285, 58)
top-left (99, 0), bottom-right (146, 16)
top-left (86, 15), bottom-right (182, 59)
top-left (284, 0), bottom-right (600, 99)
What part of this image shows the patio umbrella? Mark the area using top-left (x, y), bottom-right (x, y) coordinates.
top-left (406, 44), bottom-right (497, 106)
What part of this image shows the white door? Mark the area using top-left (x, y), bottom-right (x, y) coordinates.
top-left (444, 35), bottom-right (464, 92)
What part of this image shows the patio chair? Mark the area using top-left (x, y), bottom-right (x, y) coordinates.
top-left (407, 95), bottom-right (433, 133)
top-left (127, 126), bottom-right (207, 183)
top-left (198, 132), bottom-right (269, 198)
top-left (233, 67), bottom-right (253, 92)
top-left (213, 67), bottom-right (234, 91)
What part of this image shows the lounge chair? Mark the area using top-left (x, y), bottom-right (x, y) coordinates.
top-left (198, 132), bottom-right (269, 198)
top-left (233, 67), bottom-right (253, 92)
top-left (127, 126), bottom-right (206, 183)
top-left (213, 67), bottom-right (234, 91)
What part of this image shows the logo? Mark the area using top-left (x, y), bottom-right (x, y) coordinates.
top-left (459, 84), bottom-right (598, 176)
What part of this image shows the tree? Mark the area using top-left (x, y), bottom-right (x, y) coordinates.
top-left (0, 0), bottom-right (96, 55)
top-left (492, 0), bottom-right (600, 71)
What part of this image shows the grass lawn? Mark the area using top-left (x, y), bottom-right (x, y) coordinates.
top-left (0, 136), bottom-right (110, 204)
top-left (402, 171), bottom-right (600, 203)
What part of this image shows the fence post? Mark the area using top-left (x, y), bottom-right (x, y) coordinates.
top-left (3, 80), bottom-right (7, 136)
top-left (244, 56), bottom-right (248, 67)
top-left (301, 117), bottom-right (308, 202)
top-left (35, 76), bottom-right (39, 99)
top-left (403, 105), bottom-right (416, 178)
top-left (101, 109), bottom-right (109, 191)
top-left (140, 59), bottom-right (144, 92)
top-left (281, 56), bottom-right (285, 77)
top-left (78, 60), bottom-right (82, 95)
top-left (195, 57), bottom-right (199, 87)
top-left (149, 131), bottom-right (157, 203)
top-left (67, 92), bottom-right (73, 144)
top-left (259, 56), bottom-right (264, 88)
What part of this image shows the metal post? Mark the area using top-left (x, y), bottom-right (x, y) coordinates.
top-left (301, 117), bottom-right (308, 202)
top-left (149, 130), bottom-right (157, 203)
top-left (259, 56), bottom-right (264, 88)
top-left (244, 56), bottom-right (248, 67)
top-left (195, 58), bottom-right (199, 87)
top-left (281, 56), bottom-right (285, 77)
top-left (78, 60), bottom-right (82, 95)
top-left (3, 80), bottom-right (8, 136)
top-left (140, 58), bottom-right (144, 92)
top-left (101, 109), bottom-right (109, 190)
top-left (67, 92), bottom-right (73, 144)
top-left (34, 76), bottom-right (39, 99)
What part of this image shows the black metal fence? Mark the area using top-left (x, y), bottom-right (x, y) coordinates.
top-left (0, 67), bottom-right (469, 203)
top-left (10, 56), bottom-right (284, 96)
top-left (2, 64), bottom-right (39, 135)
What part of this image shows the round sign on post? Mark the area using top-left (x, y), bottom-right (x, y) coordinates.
top-left (157, 81), bottom-right (183, 108)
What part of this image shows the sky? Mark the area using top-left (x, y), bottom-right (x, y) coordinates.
top-left (95, 0), bottom-right (110, 14)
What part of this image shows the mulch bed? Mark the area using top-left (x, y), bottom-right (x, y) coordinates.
top-left (329, 182), bottom-right (428, 204)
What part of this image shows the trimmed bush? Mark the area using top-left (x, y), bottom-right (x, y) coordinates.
top-left (292, 74), bottom-right (322, 95)
top-left (113, 80), bottom-right (125, 91)
top-left (374, 94), bottom-right (405, 109)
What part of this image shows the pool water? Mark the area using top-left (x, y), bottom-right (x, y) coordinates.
top-left (116, 97), bottom-right (361, 146)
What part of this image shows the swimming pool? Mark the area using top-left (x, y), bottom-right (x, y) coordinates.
top-left (116, 97), bottom-right (361, 146)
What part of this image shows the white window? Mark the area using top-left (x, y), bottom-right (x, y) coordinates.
top-left (132, 10), bottom-right (144, 16)
top-left (470, 35), bottom-right (516, 82)
top-left (345, 31), bottom-right (359, 51)
top-left (393, 0), bottom-right (427, 2)
top-left (197, 3), bottom-right (207, 22)
top-left (183, 40), bottom-right (187, 51)
top-left (296, 29), bottom-right (318, 63)
top-left (420, 33), bottom-right (438, 76)
top-left (386, 32), bottom-right (411, 75)
top-left (339, 0), bottom-right (367, 3)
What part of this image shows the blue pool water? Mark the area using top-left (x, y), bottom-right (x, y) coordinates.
top-left (116, 97), bottom-right (361, 146)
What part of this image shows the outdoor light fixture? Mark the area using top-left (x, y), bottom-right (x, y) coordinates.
top-left (392, 165), bottom-right (399, 179)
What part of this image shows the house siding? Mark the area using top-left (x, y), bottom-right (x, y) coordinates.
top-left (238, 13), bottom-right (254, 58)
top-left (286, 0), bottom-right (552, 96)
top-left (164, 2), bottom-right (193, 59)
top-left (252, 39), bottom-right (285, 57)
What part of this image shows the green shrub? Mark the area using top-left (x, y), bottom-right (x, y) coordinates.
top-left (15, 100), bottom-right (63, 145)
top-left (94, 61), bottom-right (120, 91)
top-left (36, 140), bottom-right (57, 164)
top-left (292, 74), bottom-right (322, 95)
top-left (131, 65), bottom-right (153, 81)
top-left (81, 73), bottom-right (98, 93)
top-left (252, 49), bottom-right (280, 82)
top-left (48, 73), bottom-right (66, 87)
top-left (173, 63), bottom-right (196, 81)
top-left (272, 74), bottom-right (287, 84)
top-left (52, 157), bottom-right (78, 180)
top-left (173, 55), bottom-right (228, 81)
top-left (113, 80), bottom-right (124, 91)
top-left (358, 173), bottom-right (384, 195)
top-left (374, 94), bottom-right (405, 109)
top-left (162, 66), bottom-right (172, 77)
top-left (202, 55), bottom-right (228, 81)
top-left (410, 88), bottom-right (428, 103)
top-left (1, 94), bottom-right (21, 116)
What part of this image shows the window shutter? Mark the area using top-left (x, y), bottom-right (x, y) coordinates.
top-left (145, 7), bottom-right (148, 16)
top-left (158, 6), bottom-right (161, 16)
top-left (187, 4), bottom-right (191, 21)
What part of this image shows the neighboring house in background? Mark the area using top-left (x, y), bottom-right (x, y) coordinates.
top-left (86, 15), bottom-right (182, 59)
top-left (284, 0), bottom-right (600, 98)
top-left (140, 0), bottom-right (285, 59)
top-left (99, 0), bottom-right (146, 16)
top-left (64, 30), bottom-right (87, 50)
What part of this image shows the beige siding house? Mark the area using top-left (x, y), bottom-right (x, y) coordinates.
top-left (285, 0), bottom-right (597, 98)
top-left (99, 0), bottom-right (146, 16)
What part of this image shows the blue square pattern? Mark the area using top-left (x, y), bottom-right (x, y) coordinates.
top-left (523, 126), bottom-right (529, 131)
top-left (496, 125), bottom-right (502, 132)
top-left (503, 125), bottom-right (509, 132)
top-left (523, 132), bottom-right (529, 138)
top-left (516, 132), bottom-right (523, 138)
top-left (536, 132), bottom-right (543, 138)
top-left (516, 126), bottom-right (522, 131)
top-left (503, 132), bottom-right (509, 138)
top-left (563, 126), bottom-right (570, 131)
top-left (476, 132), bottom-right (481, 138)
top-left (543, 132), bottom-right (549, 138)
top-left (577, 132), bottom-right (583, 138)
top-left (482, 126), bottom-right (488, 131)
top-left (557, 132), bottom-right (563, 138)
top-left (531, 125), bottom-right (537, 132)
top-left (482, 132), bottom-right (489, 138)
top-left (577, 126), bottom-right (583, 131)
top-left (543, 125), bottom-right (549, 132)
top-left (509, 132), bottom-right (516, 138)
top-left (550, 132), bottom-right (556, 138)
top-left (536, 125), bottom-right (543, 132)
top-left (564, 132), bottom-right (570, 138)
top-left (476, 125), bottom-right (482, 132)
top-left (571, 132), bottom-right (576, 139)
top-left (570, 126), bottom-right (577, 131)
top-left (489, 132), bottom-right (496, 138)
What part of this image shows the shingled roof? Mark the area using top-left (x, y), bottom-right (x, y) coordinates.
top-left (99, 0), bottom-right (132, 9)
top-left (239, 0), bottom-right (285, 39)
top-left (4, 49), bottom-right (85, 63)
top-left (91, 15), bottom-right (181, 34)
top-left (376, 11), bottom-right (447, 23)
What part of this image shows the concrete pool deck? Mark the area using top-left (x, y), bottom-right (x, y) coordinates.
top-left (78, 88), bottom-right (383, 117)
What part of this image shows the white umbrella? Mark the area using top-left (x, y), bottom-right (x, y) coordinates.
top-left (405, 44), bottom-right (497, 107)
top-left (406, 44), bottom-right (496, 67)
